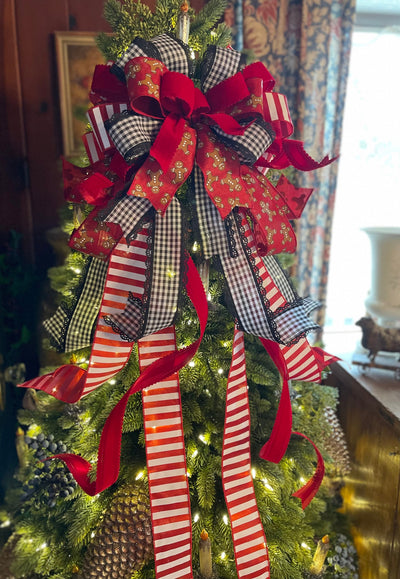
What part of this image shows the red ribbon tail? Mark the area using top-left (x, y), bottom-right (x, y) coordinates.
top-left (283, 140), bottom-right (338, 171)
top-left (292, 432), bottom-right (325, 509)
top-left (259, 338), bottom-right (292, 463)
top-left (150, 114), bottom-right (186, 172)
top-left (49, 255), bottom-right (208, 496)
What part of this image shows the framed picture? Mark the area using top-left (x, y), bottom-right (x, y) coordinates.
top-left (55, 31), bottom-right (105, 157)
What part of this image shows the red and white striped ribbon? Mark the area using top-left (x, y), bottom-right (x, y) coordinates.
top-left (222, 329), bottom-right (270, 579)
top-left (83, 225), bottom-right (150, 395)
top-left (139, 327), bottom-right (193, 579)
top-left (280, 338), bottom-right (320, 383)
top-left (263, 92), bottom-right (292, 139)
top-left (87, 102), bottom-right (128, 152)
top-left (82, 131), bottom-right (104, 164)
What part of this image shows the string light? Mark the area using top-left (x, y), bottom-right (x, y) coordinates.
top-left (251, 468), bottom-right (257, 479)
top-left (262, 478), bottom-right (274, 491)
top-left (109, 379), bottom-right (116, 385)
top-left (193, 513), bottom-right (200, 522)
top-left (207, 292), bottom-right (212, 301)
top-left (192, 241), bottom-right (199, 252)
top-left (301, 542), bottom-right (311, 550)
top-left (220, 551), bottom-right (227, 560)
top-left (135, 470), bottom-right (144, 480)
top-left (218, 368), bottom-right (223, 375)
top-left (189, 360), bottom-right (195, 367)
top-left (191, 449), bottom-right (198, 458)
top-left (198, 434), bottom-right (209, 445)
top-left (223, 514), bottom-right (229, 525)
top-left (0, 520), bottom-right (10, 528)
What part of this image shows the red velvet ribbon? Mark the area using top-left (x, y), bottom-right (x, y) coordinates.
top-left (50, 254), bottom-right (208, 495)
top-left (292, 432), bottom-right (325, 509)
top-left (258, 338), bottom-right (292, 463)
top-left (125, 56), bottom-right (253, 173)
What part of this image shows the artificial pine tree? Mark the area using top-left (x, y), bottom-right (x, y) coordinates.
top-left (0, 1), bottom-right (358, 578)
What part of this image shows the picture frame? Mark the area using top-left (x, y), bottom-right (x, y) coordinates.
top-left (55, 31), bottom-right (105, 157)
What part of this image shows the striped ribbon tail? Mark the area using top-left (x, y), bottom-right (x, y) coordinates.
top-left (222, 329), bottom-right (270, 579)
top-left (139, 327), bottom-right (193, 579)
top-left (81, 223), bottom-right (151, 396)
top-left (19, 224), bottom-right (152, 402)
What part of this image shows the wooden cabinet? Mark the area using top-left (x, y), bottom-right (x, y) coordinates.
top-left (327, 361), bottom-right (400, 579)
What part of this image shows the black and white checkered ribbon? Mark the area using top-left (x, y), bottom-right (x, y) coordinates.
top-left (112, 33), bottom-right (191, 81)
top-left (194, 164), bottom-right (319, 344)
top-left (43, 258), bottom-right (108, 352)
top-left (103, 197), bottom-right (182, 341)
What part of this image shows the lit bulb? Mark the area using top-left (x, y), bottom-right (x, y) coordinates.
top-left (301, 542), bottom-right (311, 550)
top-left (262, 478), bottom-right (273, 491)
top-left (251, 468), bottom-right (257, 479)
top-left (0, 520), bottom-right (10, 528)
top-left (189, 360), bottom-right (195, 367)
top-left (109, 379), bottom-right (116, 385)
top-left (218, 368), bottom-right (223, 375)
top-left (220, 551), bottom-right (226, 560)
top-left (199, 434), bottom-right (207, 444)
top-left (192, 241), bottom-right (199, 252)
top-left (192, 449), bottom-right (198, 458)
top-left (207, 292), bottom-right (212, 301)
top-left (194, 513), bottom-right (200, 522)
top-left (223, 514), bottom-right (229, 525)
top-left (135, 470), bottom-right (144, 480)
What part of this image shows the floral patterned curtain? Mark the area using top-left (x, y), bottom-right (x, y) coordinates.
top-left (226, 0), bottom-right (356, 329)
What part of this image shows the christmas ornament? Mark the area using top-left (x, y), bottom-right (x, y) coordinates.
top-left (77, 483), bottom-right (153, 579)
top-left (19, 26), bottom-right (338, 579)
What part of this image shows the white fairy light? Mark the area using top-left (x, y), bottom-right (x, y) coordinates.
top-left (91, 531), bottom-right (96, 538)
top-left (0, 520), bottom-right (10, 528)
top-left (262, 478), bottom-right (274, 491)
top-left (135, 470), bottom-right (144, 480)
top-left (251, 468), bottom-right (257, 479)
top-left (193, 513), bottom-right (200, 522)
top-left (207, 292), bottom-right (212, 301)
top-left (198, 434), bottom-right (207, 444)
top-left (220, 551), bottom-right (227, 560)
top-left (109, 379), bottom-right (116, 385)
top-left (192, 449), bottom-right (198, 458)
top-left (301, 542), bottom-right (311, 550)
top-left (192, 241), bottom-right (199, 252)
top-left (218, 368), bottom-right (223, 375)
top-left (189, 360), bottom-right (195, 367)
top-left (223, 514), bottom-right (229, 525)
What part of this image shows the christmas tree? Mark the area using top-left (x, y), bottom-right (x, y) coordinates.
top-left (0, 1), bottom-right (358, 578)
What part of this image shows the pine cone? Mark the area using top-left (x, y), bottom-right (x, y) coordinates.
top-left (78, 482), bottom-right (153, 579)
top-left (324, 407), bottom-right (351, 476)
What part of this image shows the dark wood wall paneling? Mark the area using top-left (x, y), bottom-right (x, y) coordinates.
top-left (1, 0), bottom-right (115, 266)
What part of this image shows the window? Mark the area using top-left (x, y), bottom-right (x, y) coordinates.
top-left (324, 3), bottom-right (400, 353)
